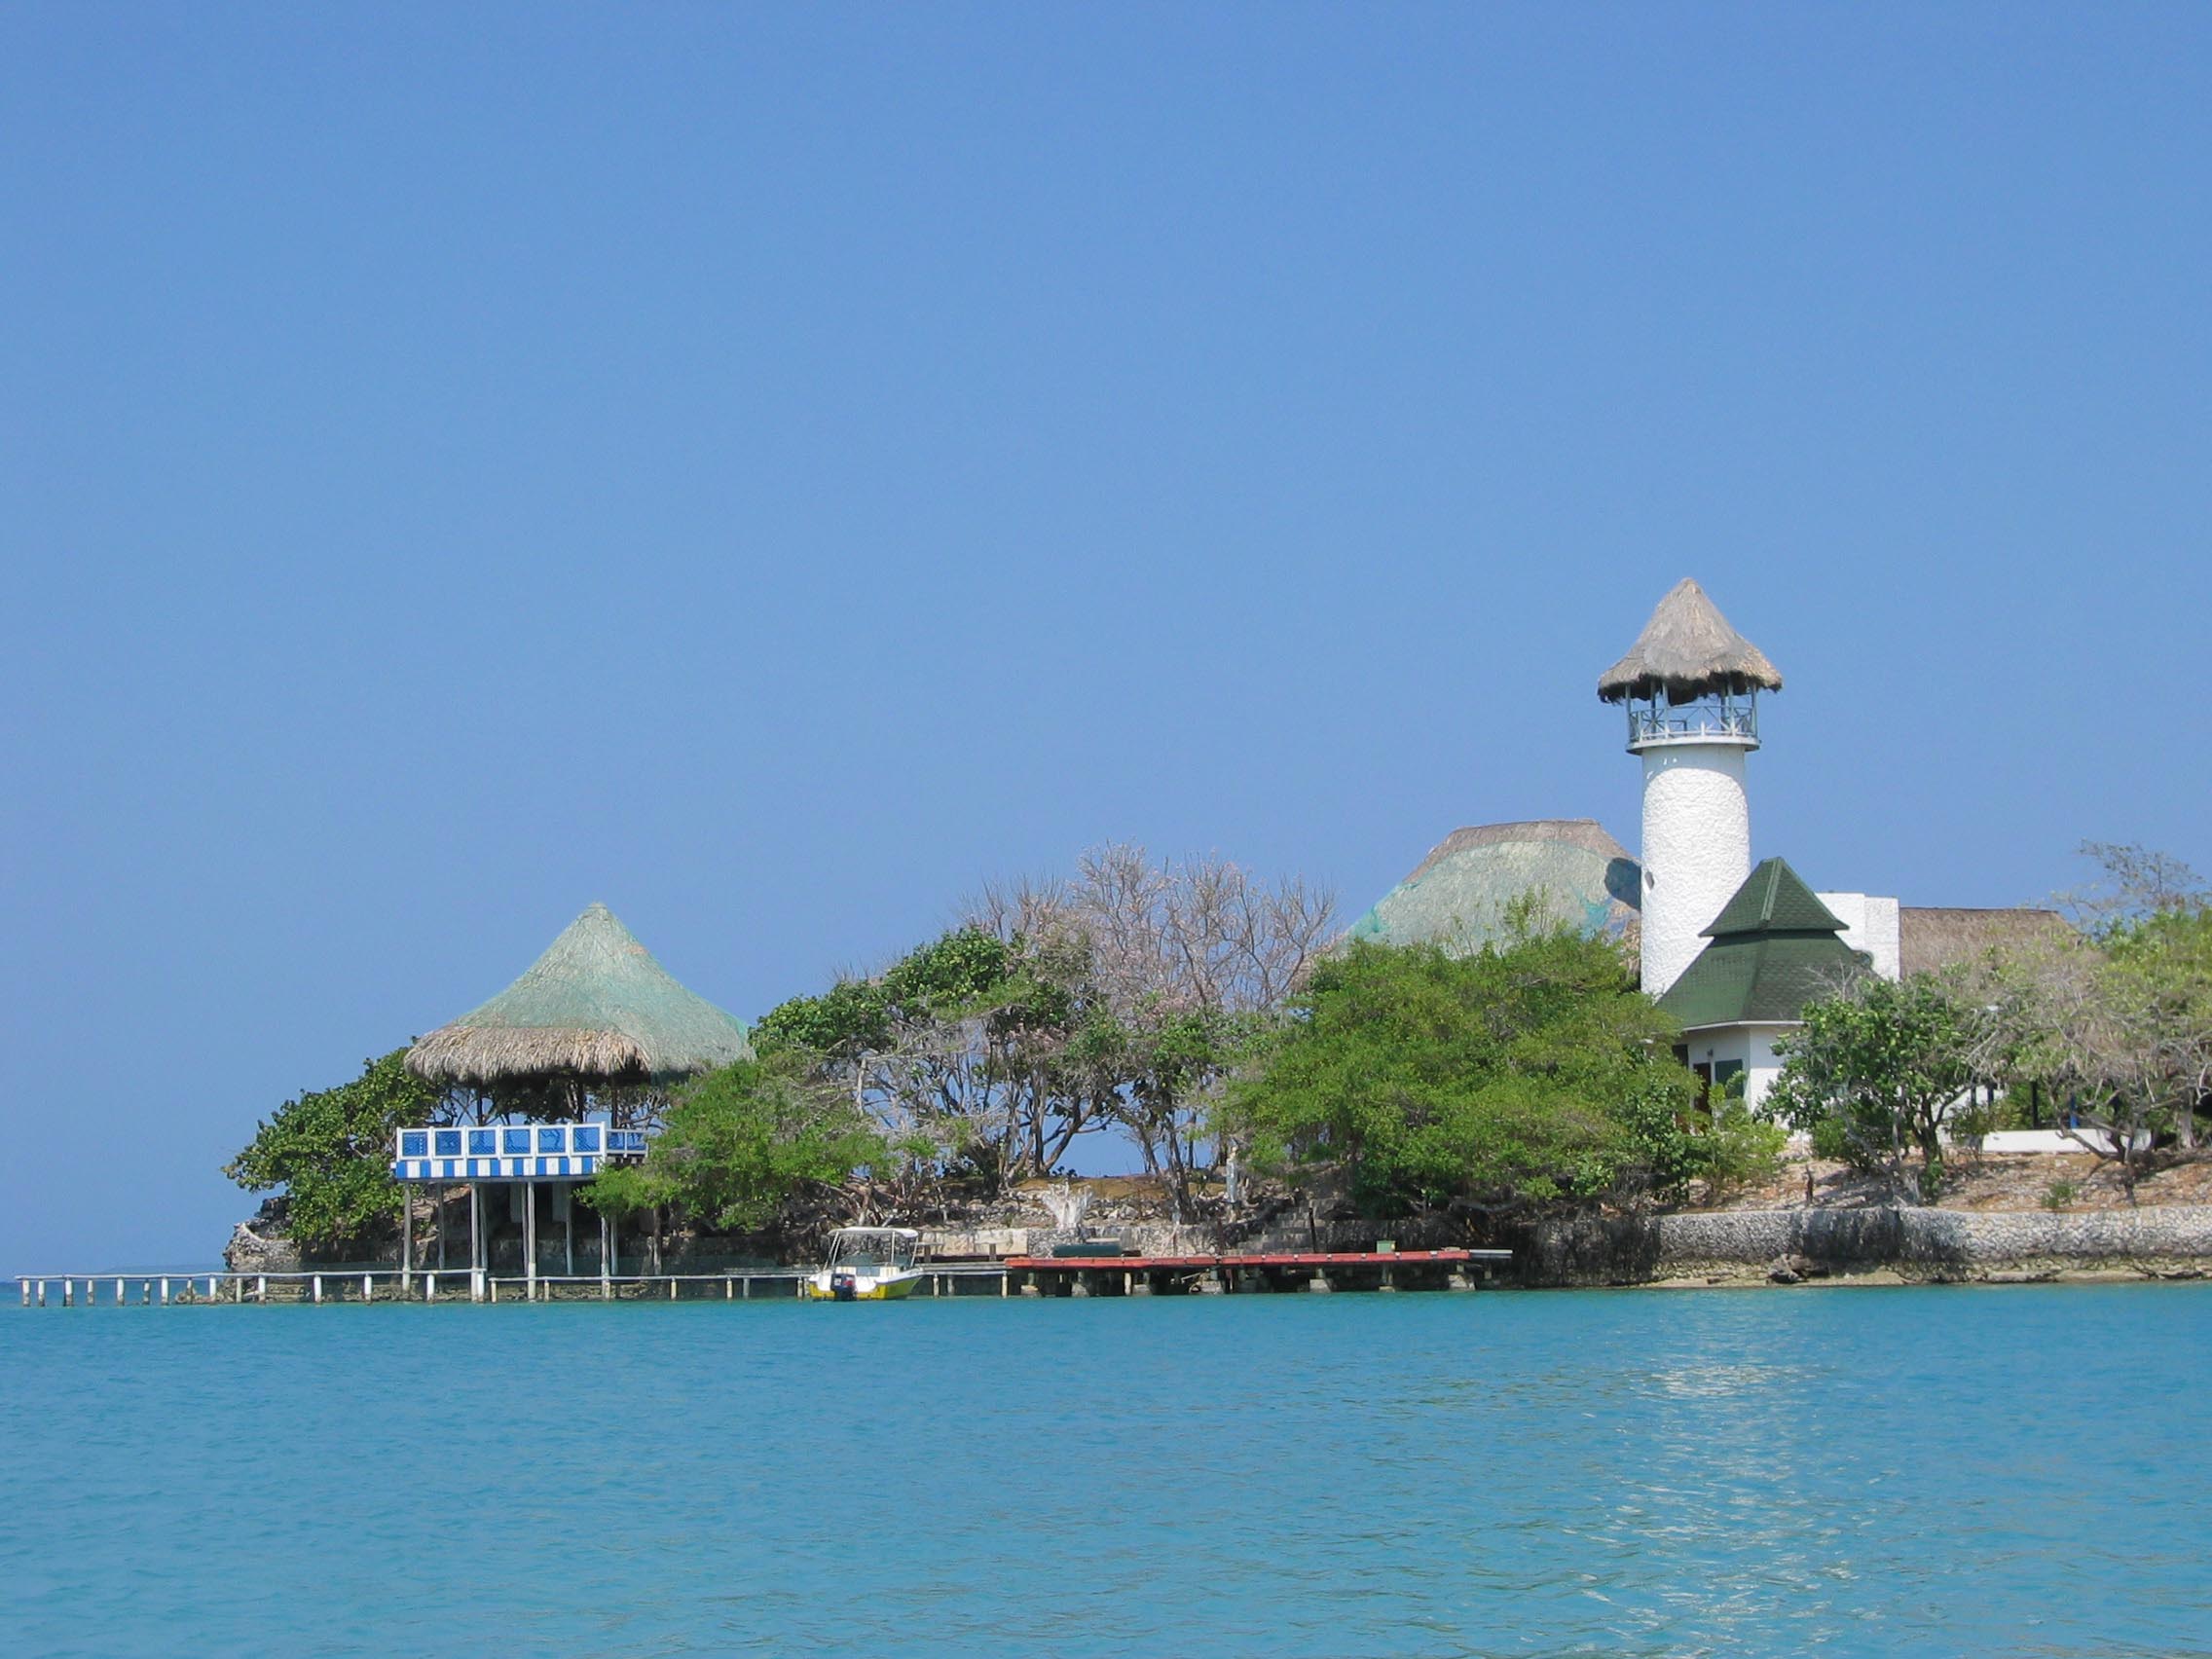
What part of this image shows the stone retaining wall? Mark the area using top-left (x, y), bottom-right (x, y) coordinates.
top-left (1641, 1205), bottom-right (2212, 1284)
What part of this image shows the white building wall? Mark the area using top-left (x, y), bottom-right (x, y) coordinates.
top-left (1817, 892), bottom-right (1901, 980)
top-left (1680, 1023), bottom-right (1792, 1115)
top-left (1638, 742), bottom-right (1751, 997)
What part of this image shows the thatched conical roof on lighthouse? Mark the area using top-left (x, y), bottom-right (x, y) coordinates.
top-left (406, 903), bottom-right (753, 1090)
top-left (1597, 577), bottom-right (1784, 705)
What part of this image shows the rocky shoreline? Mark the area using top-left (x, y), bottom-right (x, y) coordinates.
top-left (223, 1157), bottom-right (2212, 1293)
top-left (1521, 1202), bottom-right (2212, 1289)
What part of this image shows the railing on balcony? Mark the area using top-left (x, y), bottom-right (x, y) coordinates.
top-left (1625, 694), bottom-right (1759, 748)
top-left (390, 1121), bottom-right (649, 1183)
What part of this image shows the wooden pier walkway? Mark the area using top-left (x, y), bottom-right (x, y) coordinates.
top-left (15, 1265), bottom-right (1012, 1306)
top-left (18, 1250), bottom-right (1510, 1307)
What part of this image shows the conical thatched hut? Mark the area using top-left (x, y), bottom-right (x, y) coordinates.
top-left (1597, 576), bottom-right (1784, 705)
top-left (406, 903), bottom-right (753, 1110)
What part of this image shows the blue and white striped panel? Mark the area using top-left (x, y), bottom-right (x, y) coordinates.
top-left (394, 1154), bottom-right (602, 1182)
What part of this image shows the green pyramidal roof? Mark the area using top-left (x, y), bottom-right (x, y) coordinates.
top-left (1659, 859), bottom-right (1867, 1029)
top-left (1702, 859), bottom-right (1846, 938)
top-left (407, 903), bottom-right (754, 1087)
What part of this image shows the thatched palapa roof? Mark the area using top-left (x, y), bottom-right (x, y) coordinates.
top-left (1899, 907), bottom-right (2071, 977)
top-left (406, 903), bottom-right (754, 1087)
top-left (1348, 819), bottom-right (1641, 956)
top-left (1598, 577), bottom-right (1784, 704)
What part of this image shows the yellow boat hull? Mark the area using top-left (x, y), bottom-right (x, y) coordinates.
top-left (804, 1273), bottom-right (921, 1302)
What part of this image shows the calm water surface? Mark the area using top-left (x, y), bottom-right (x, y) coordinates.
top-left (4, 1283), bottom-right (2207, 1657)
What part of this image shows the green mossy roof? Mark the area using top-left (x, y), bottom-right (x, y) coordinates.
top-left (1659, 858), bottom-right (1866, 1028)
top-left (1701, 859), bottom-right (1846, 937)
top-left (1348, 820), bottom-right (1641, 955)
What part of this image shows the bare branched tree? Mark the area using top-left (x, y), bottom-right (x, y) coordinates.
top-left (972, 845), bottom-right (1336, 1219)
top-left (1962, 844), bottom-right (2212, 1181)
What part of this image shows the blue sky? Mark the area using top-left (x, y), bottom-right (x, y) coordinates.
top-left (5, 4), bottom-right (2207, 1270)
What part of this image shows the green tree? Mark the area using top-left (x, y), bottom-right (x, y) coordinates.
top-left (585, 1054), bottom-right (884, 1235)
top-left (1958, 844), bottom-right (2212, 1193)
top-left (1768, 972), bottom-right (1980, 1202)
top-left (224, 1048), bottom-right (442, 1250)
top-left (757, 925), bottom-right (1100, 1193)
top-left (1223, 928), bottom-right (1695, 1222)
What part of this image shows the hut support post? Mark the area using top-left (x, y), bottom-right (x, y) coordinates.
top-left (526, 1182), bottom-right (537, 1301)
top-left (437, 1184), bottom-right (448, 1272)
top-left (601, 1211), bottom-right (611, 1298)
top-left (469, 1185), bottom-right (483, 1303)
top-left (400, 1189), bottom-right (412, 1295)
top-left (564, 1186), bottom-right (573, 1277)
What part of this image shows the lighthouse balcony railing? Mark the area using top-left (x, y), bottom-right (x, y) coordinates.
top-left (1626, 702), bottom-right (1759, 746)
top-left (391, 1122), bottom-right (649, 1183)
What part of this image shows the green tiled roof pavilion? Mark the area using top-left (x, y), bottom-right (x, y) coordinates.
top-left (1656, 858), bottom-right (1868, 1029)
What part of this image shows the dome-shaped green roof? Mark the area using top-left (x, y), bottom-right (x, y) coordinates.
top-left (1349, 820), bottom-right (1641, 955)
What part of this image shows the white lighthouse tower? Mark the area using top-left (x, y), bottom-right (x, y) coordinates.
top-left (1598, 579), bottom-right (1784, 997)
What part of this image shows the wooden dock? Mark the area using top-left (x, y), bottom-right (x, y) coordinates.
top-left (14, 1265), bottom-right (1012, 1306)
top-left (18, 1250), bottom-right (1510, 1307)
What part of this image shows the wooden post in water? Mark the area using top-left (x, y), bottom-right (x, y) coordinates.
top-left (564, 1187), bottom-right (574, 1278)
top-left (313, 1275), bottom-right (323, 1305)
top-left (526, 1182), bottom-right (537, 1301)
top-left (600, 1210), bottom-right (612, 1300)
top-left (426, 1272), bottom-right (437, 1302)
top-left (256, 1275), bottom-right (268, 1304)
top-left (469, 1185), bottom-right (483, 1303)
top-left (436, 1184), bottom-right (447, 1272)
top-left (115, 1277), bottom-right (125, 1305)
top-left (160, 1278), bottom-right (170, 1305)
top-left (362, 1273), bottom-right (373, 1302)
top-left (400, 1189), bottom-right (412, 1296)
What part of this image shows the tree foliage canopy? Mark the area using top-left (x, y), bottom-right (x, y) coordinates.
top-left (1768, 971), bottom-right (1979, 1201)
top-left (1223, 928), bottom-right (1698, 1219)
top-left (225, 1048), bottom-right (442, 1248)
top-left (1975, 847), bottom-right (2212, 1179)
top-left (584, 1054), bottom-right (884, 1233)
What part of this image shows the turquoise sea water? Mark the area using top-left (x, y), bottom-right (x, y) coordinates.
top-left (4, 1283), bottom-right (2208, 1657)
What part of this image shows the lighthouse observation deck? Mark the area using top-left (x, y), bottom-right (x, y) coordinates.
top-left (1623, 693), bottom-right (1759, 752)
